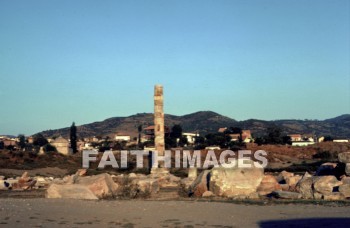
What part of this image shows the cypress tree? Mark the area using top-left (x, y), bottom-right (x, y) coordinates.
top-left (70, 122), bottom-right (77, 153)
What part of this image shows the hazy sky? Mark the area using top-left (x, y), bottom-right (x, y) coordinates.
top-left (1, 0), bottom-right (349, 135)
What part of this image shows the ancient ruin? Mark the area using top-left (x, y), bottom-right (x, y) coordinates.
top-left (154, 84), bottom-right (165, 156)
top-left (151, 85), bottom-right (169, 174)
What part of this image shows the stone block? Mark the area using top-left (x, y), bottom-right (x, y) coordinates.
top-left (338, 152), bottom-right (350, 163)
top-left (209, 162), bottom-right (264, 197)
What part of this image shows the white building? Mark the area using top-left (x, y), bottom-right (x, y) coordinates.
top-left (115, 135), bottom-right (131, 142)
top-left (182, 132), bottom-right (199, 144)
top-left (318, 136), bottom-right (325, 142)
top-left (292, 141), bottom-right (315, 147)
top-left (333, 139), bottom-right (349, 143)
top-left (288, 134), bottom-right (302, 142)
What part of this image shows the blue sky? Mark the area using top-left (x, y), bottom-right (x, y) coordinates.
top-left (0, 0), bottom-right (349, 135)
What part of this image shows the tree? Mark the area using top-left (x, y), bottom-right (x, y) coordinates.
top-left (254, 137), bottom-right (265, 146)
top-left (170, 124), bottom-right (183, 147)
top-left (179, 135), bottom-right (188, 147)
top-left (324, 136), bottom-right (333, 142)
top-left (194, 136), bottom-right (206, 150)
top-left (225, 127), bottom-right (242, 134)
top-left (33, 133), bottom-right (48, 147)
top-left (256, 126), bottom-right (290, 145)
top-left (18, 134), bottom-right (26, 149)
top-left (205, 133), bottom-right (231, 148)
top-left (6, 145), bottom-right (15, 151)
top-left (170, 124), bottom-right (182, 139)
top-left (265, 127), bottom-right (283, 144)
top-left (43, 144), bottom-right (57, 153)
top-left (282, 135), bottom-right (292, 145)
top-left (165, 137), bottom-right (177, 149)
top-left (225, 127), bottom-right (243, 143)
top-left (137, 125), bottom-right (142, 148)
top-left (195, 136), bottom-right (205, 144)
top-left (225, 127), bottom-right (246, 150)
top-left (102, 136), bottom-right (111, 149)
top-left (70, 122), bottom-right (77, 153)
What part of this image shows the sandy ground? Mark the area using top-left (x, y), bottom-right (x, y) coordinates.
top-left (0, 199), bottom-right (350, 227)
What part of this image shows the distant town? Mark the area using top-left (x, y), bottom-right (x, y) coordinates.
top-left (1, 124), bottom-right (349, 156)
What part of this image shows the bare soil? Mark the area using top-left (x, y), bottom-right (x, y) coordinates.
top-left (0, 198), bottom-right (349, 227)
top-left (0, 167), bottom-right (68, 178)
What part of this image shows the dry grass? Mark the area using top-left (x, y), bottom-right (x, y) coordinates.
top-left (1, 142), bottom-right (349, 176)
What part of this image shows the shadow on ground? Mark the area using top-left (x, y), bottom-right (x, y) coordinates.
top-left (259, 218), bottom-right (350, 227)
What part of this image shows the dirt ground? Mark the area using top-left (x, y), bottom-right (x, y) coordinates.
top-left (0, 198), bottom-right (349, 227)
top-left (0, 167), bottom-right (68, 178)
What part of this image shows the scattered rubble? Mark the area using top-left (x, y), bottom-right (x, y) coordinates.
top-left (272, 191), bottom-right (301, 199)
top-left (202, 191), bottom-right (214, 197)
top-left (313, 176), bottom-right (342, 196)
top-left (46, 184), bottom-right (98, 200)
top-left (339, 184), bottom-right (350, 198)
top-left (339, 152), bottom-right (350, 176)
top-left (190, 170), bottom-right (211, 197)
top-left (2, 151), bottom-right (350, 202)
top-left (296, 172), bottom-right (314, 199)
top-left (209, 165), bottom-right (264, 198)
top-left (257, 175), bottom-right (281, 195)
top-left (277, 170), bottom-right (294, 183)
top-left (323, 192), bottom-right (345, 201)
top-left (338, 152), bottom-right (350, 163)
top-left (75, 173), bottom-right (119, 199)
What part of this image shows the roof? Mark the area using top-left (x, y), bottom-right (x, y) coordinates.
top-left (182, 132), bottom-right (199, 136)
top-left (218, 127), bottom-right (227, 133)
top-left (115, 132), bottom-right (130, 136)
top-left (242, 130), bottom-right (251, 134)
top-left (229, 134), bottom-right (240, 138)
top-left (288, 134), bottom-right (302, 137)
top-left (52, 136), bottom-right (69, 143)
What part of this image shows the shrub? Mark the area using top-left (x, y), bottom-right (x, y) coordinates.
top-left (312, 150), bottom-right (337, 161)
top-left (43, 144), bottom-right (57, 153)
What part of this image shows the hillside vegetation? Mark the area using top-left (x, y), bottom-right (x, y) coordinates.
top-left (39, 112), bottom-right (350, 139)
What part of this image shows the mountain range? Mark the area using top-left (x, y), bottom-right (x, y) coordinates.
top-left (38, 111), bottom-right (350, 139)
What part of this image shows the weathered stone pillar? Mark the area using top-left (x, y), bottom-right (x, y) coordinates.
top-left (154, 84), bottom-right (165, 156)
top-left (151, 85), bottom-right (168, 174)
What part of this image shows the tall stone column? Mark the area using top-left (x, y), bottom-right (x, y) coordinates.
top-left (152, 85), bottom-right (168, 174)
top-left (154, 84), bottom-right (165, 156)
